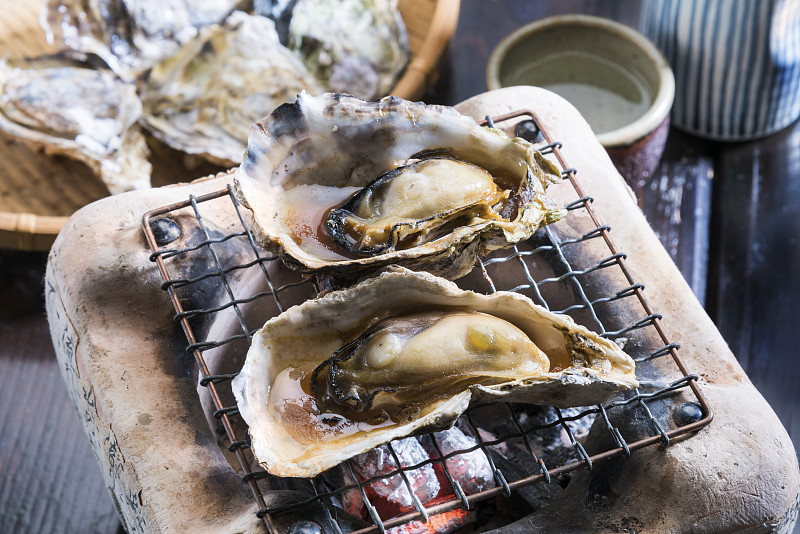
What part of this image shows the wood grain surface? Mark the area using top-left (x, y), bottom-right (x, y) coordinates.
top-left (0, 251), bottom-right (121, 533)
top-left (707, 121), bottom-right (800, 459)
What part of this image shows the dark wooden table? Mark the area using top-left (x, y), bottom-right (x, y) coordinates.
top-left (1, 1), bottom-right (798, 532)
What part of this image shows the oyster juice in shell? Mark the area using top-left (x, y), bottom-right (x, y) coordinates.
top-left (232, 268), bottom-right (637, 478)
top-left (0, 55), bottom-right (151, 194)
top-left (233, 92), bottom-right (566, 281)
top-left (140, 11), bottom-right (323, 166)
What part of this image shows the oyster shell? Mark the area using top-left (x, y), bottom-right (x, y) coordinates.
top-left (41, 0), bottom-right (243, 81)
top-left (284, 0), bottom-right (410, 100)
top-left (0, 55), bottom-right (151, 194)
top-left (139, 11), bottom-right (323, 166)
top-left (233, 92), bottom-right (565, 281)
top-left (232, 268), bottom-right (637, 477)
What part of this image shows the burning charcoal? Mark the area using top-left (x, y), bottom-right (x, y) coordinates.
top-left (350, 437), bottom-right (440, 518)
top-left (336, 467), bottom-right (366, 519)
top-left (260, 490), bottom-right (370, 533)
top-left (458, 403), bottom-right (563, 456)
top-left (421, 426), bottom-right (496, 496)
top-left (514, 405), bottom-right (566, 448)
top-left (388, 508), bottom-right (477, 534)
top-left (488, 449), bottom-right (565, 512)
top-left (475, 426), bottom-right (509, 457)
top-left (559, 407), bottom-right (596, 442)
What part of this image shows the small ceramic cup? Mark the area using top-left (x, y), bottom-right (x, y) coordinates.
top-left (487, 15), bottom-right (675, 187)
top-left (640, 0), bottom-right (800, 141)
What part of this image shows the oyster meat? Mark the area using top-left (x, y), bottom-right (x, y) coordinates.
top-left (284, 0), bottom-right (410, 100)
top-left (0, 55), bottom-right (151, 194)
top-left (41, 0), bottom-right (243, 81)
top-left (326, 155), bottom-right (516, 256)
top-left (233, 92), bottom-right (565, 281)
top-left (232, 268), bottom-right (637, 478)
top-left (139, 11), bottom-right (323, 166)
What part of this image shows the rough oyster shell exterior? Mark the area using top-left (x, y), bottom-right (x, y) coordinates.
top-left (139, 11), bottom-right (323, 166)
top-left (232, 268), bottom-right (637, 478)
top-left (0, 55), bottom-right (150, 194)
top-left (41, 0), bottom-right (242, 81)
top-left (233, 92), bottom-right (565, 282)
top-left (287, 0), bottom-right (410, 100)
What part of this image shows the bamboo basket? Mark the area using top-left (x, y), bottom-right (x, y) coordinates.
top-left (0, 0), bottom-right (460, 250)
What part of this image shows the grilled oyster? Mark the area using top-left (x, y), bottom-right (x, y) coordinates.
top-left (233, 92), bottom-right (565, 282)
top-left (284, 0), bottom-right (410, 100)
top-left (139, 11), bottom-right (322, 166)
top-left (232, 268), bottom-right (637, 477)
top-left (41, 0), bottom-right (242, 81)
top-left (0, 55), bottom-right (150, 194)
top-left (311, 309), bottom-right (551, 414)
top-left (325, 155), bottom-right (514, 256)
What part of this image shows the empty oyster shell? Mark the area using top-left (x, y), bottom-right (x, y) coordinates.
top-left (0, 55), bottom-right (151, 194)
top-left (139, 11), bottom-right (323, 166)
top-left (41, 0), bottom-right (242, 81)
top-left (286, 0), bottom-right (410, 100)
top-left (233, 92), bottom-right (565, 282)
top-left (232, 268), bottom-right (637, 477)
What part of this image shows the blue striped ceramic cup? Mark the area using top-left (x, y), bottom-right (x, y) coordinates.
top-left (640, 0), bottom-right (800, 140)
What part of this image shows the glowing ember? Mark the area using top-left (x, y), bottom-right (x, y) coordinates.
top-left (342, 427), bottom-right (495, 532)
top-left (346, 437), bottom-right (440, 519)
top-left (422, 426), bottom-right (496, 495)
top-left (388, 507), bottom-right (476, 534)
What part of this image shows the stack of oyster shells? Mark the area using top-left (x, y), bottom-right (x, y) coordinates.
top-left (229, 92), bottom-right (639, 478)
top-left (0, 0), bottom-right (409, 194)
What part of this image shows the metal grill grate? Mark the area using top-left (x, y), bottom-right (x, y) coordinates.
top-left (142, 109), bottom-right (712, 534)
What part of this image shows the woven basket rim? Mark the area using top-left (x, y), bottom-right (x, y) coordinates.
top-left (0, 0), bottom-right (460, 250)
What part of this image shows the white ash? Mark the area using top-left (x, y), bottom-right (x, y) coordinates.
top-left (350, 436), bottom-right (440, 510)
top-left (515, 406), bottom-right (596, 451)
top-left (560, 407), bottom-right (595, 443)
top-left (421, 426), bottom-right (497, 495)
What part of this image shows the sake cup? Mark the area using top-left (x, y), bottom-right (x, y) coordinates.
top-left (487, 15), bottom-right (675, 187)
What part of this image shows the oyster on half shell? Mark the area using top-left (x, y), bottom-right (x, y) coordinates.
top-left (140, 12), bottom-right (323, 166)
top-left (232, 268), bottom-right (637, 478)
top-left (0, 55), bottom-right (150, 194)
top-left (233, 93), bottom-right (565, 282)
